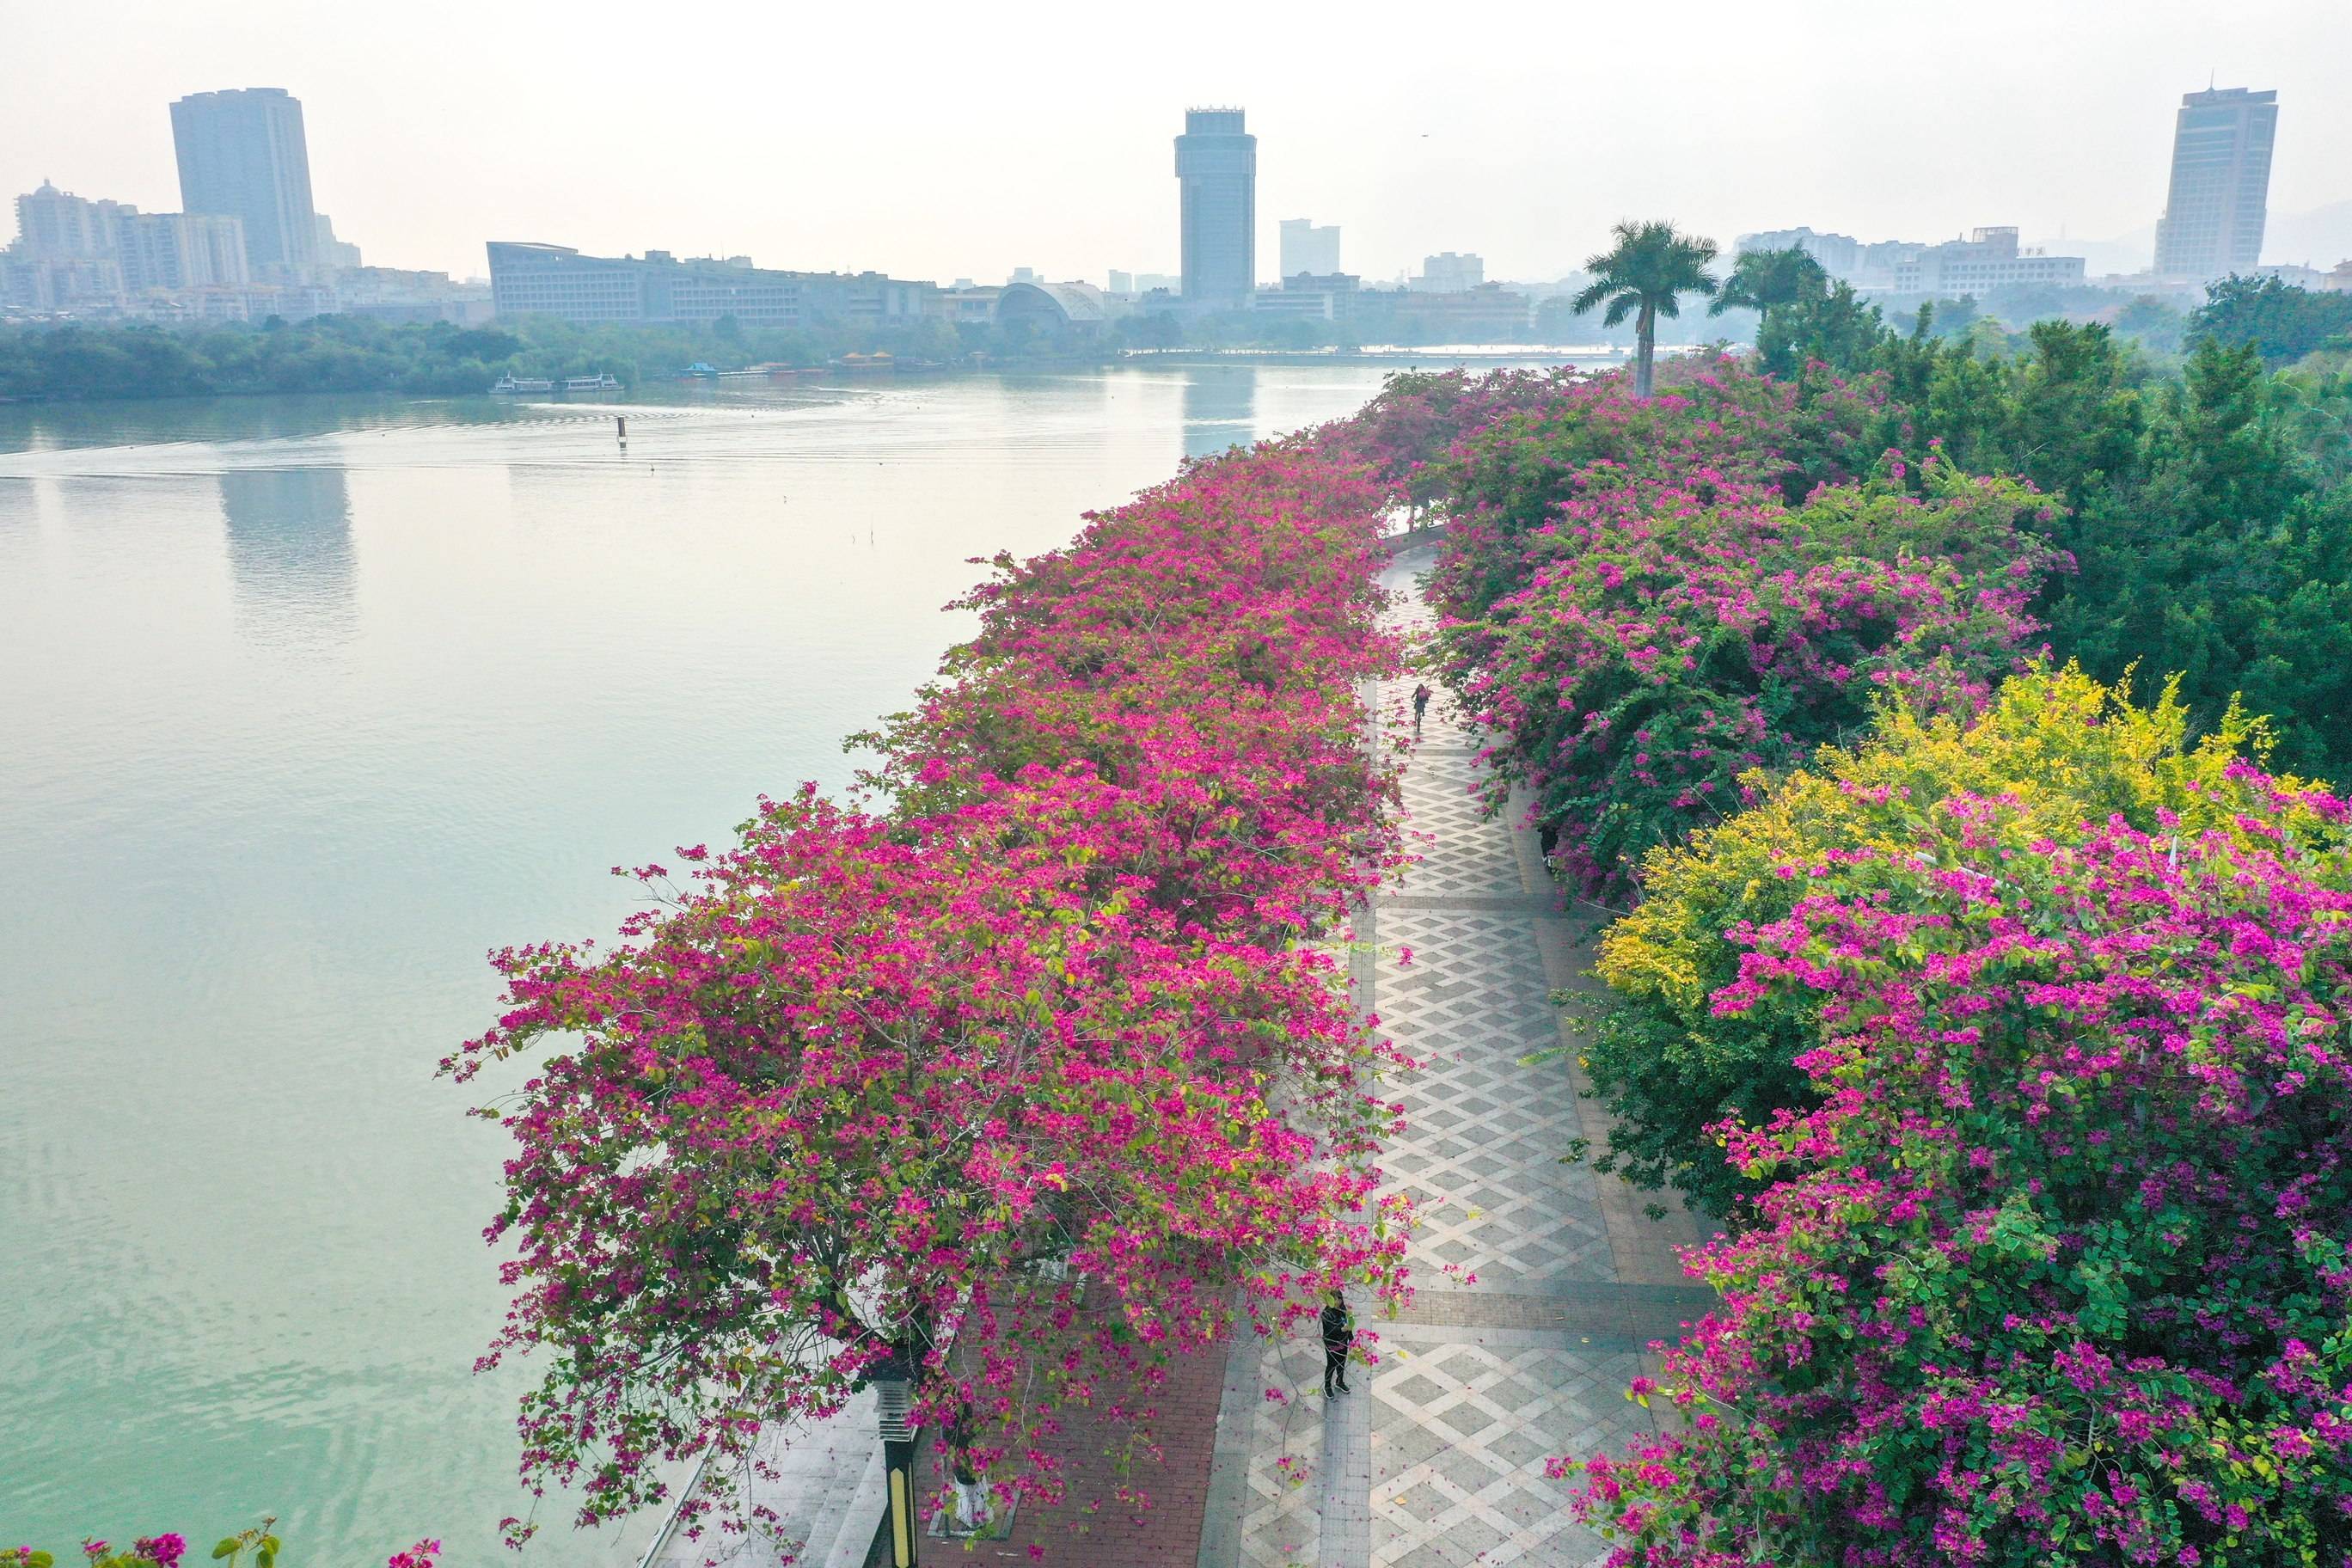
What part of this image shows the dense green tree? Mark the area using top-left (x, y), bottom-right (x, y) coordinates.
top-left (1569, 220), bottom-right (1719, 396)
top-left (2111, 293), bottom-right (2189, 354)
top-left (0, 310), bottom-right (1010, 401)
top-left (2275, 363), bottom-right (2352, 484)
top-left (1114, 311), bottom-right (1185, 352)
top-left (1753, 280), bottom-right (1884, 378)
top-left (1891, 332), bottom-right (2352, 777)
top-left (2190, 273), bottom-right (2352, 364)
top-left (1890, 293), bottom-right (1981, 340)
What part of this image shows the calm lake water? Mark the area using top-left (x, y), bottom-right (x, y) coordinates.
top-left (0, 359), bottom-right (1584, 1565)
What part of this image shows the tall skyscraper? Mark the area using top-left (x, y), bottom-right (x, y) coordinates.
top-left (2154, 87), bottom-right (2279, 280)
top-left (1175, 108), bottom-right (1255, 305)
top-left (170, 88), bottom-right (320, 280)
top-left (1279, 218), bottom-right (1341, 279)
top-left (15, 181), bottom-right (113, 259)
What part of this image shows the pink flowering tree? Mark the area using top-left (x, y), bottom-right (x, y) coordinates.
top-left (1566, 772), bottom-right (2352, 1565)
top-left (1416, 358), bottom-right (1835, 623)
top-left (1437, 444), bottom-right (2060, 895)
top-left (861, 449), bottom-right (1412, 934)
top-left (450, 432), bottom-right (1425, 1550)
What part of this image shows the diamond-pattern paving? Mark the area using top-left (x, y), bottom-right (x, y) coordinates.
top-left (1208, 548), bottom-right (1706, 1568)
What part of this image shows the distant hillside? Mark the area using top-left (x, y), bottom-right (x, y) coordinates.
top-left (2037, 199), bottom-right (2352, 280)
top-left (2264, 199), bottom-right (2352, 267)
top-left (2067, 228), bottom-right (2154, 276)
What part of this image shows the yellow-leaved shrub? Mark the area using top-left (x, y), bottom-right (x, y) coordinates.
top-left (1585, 662), bottom-right (2343, 1217)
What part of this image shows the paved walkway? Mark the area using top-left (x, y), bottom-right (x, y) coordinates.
top-left (1202, 551), bottom-right (1712, 1568)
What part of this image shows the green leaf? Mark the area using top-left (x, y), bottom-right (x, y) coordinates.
top-left (212, 1546), bottom-right (240, 1564)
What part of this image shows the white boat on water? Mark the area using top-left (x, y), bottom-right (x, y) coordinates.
top-left (490, 375), bottom-right (555, 394)
top-left (565, 373), bottom-right (622, 392)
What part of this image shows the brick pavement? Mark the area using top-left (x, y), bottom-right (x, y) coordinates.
top-left (980, 1332), bottom-right (1233, 1567)
top-left (1198, 550), bottom-right (1712, 1568)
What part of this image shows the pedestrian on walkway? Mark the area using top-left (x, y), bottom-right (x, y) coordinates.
top-left (1411, 682), bottom-right (1432, 737)
top-left (1320, 1290), bottom-right (1353, 1397)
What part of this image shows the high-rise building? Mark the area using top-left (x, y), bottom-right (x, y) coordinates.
top-left (3, 186), bottom-right (126, 311)
top-left (5, 180), bottom-right (249, 307)
top-left (1279, 218), bottom-right (1340, 280)
top-left (1411, 252), bottom-right (1485, 292)
top-left (2154, 87), bottom-right (2279, 280)
top-left (15, 181), bottom-right (115, 259)
top-left (115, 210), bottom-right (250, 291)
top-left (170, 88), bottom-right (321, 280)
top-left (1175, 108), bottom-right (1255, 305)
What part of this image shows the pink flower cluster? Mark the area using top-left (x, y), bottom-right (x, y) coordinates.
top-left (446, 423), bottom-right (1446, 1544)
top-left (1424, 360), bottom-right (2060, 894)
top-left (1568, 784), bottom-right (2352, 1562)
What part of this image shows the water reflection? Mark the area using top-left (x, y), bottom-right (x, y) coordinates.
top-left (0, 368), bottom-right (1469, 1565)
top-left (1181, 365), bottom-right (1257, 458)
top-left (218, 466), bottom-right (355, 644)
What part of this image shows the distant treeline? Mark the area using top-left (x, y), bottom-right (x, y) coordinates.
top-left (0, 312), bottom-right (1003, 402)
top-left (6, 275), bottom-right (2346, 402)
top-left (1114, 281), bottom-right (2284, 357)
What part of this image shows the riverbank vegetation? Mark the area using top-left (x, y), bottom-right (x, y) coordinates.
top-left (1408, 260), bottom-right (2352, 1560)
top-left (0, 312), bottom-right (995, 401)
top-left (444, 418), bottom-right (1435, 1549)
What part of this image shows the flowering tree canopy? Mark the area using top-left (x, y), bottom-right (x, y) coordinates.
top-left (1589, 666), bottom-right (2339, 1218)
top-left (1568, 756), bottom-right (2352, 1565)
top-left (1409, 358), bottom-right (2352, 1561)
top-left (1429, 360), bottom-right (2061, 896)
top-left (448, 428), bottom-right (1435, 1548)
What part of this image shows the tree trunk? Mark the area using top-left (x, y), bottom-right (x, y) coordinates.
top-left (1635, 302), bottom-right (1657, 398)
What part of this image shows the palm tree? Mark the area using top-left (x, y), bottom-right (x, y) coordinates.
top-left (1710, 247), bottom-right (1830, 319)
top-left (1571, 221), bottom-right (1720, 397)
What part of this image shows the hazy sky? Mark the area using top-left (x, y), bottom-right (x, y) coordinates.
top-left (4, 0), bottom-right (2346, 285)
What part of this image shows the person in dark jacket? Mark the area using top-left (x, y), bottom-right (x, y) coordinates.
top-left (1320, 1291), bottom-right (1353, 1397)
top-left (1412, 683), bottom-right (1433, 737)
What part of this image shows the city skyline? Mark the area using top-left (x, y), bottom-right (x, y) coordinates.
top-left (9, 76), bottom-right (2342, 326)
top-left (3, 0), bottom-right (2347, 289)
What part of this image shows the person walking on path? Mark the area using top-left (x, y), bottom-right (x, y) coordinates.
top-left (1411, 682), bottom-right (1432, 738)
top-left (1320, 1291), bottom-right (1354, 1397)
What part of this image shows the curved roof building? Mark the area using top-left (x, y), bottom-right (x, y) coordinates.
top-left (995, 279), bottom-right (1109, 334)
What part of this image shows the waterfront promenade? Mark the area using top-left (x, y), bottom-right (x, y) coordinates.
top-left (1195, 548), bottom-right (1714, 1568)
top-left (643, 548), bottom-right (1716, 1568)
